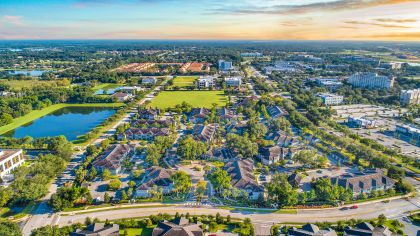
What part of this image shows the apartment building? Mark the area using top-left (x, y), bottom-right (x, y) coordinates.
top-left (225, 76), bottom-right (242, 87)
top-left (348, 73), bottom-right (394, 89)
top-left (317, 93), bottom-right (344, 105)
top-left (400, 89), bottom-right (420, 105)
top-left (197, 76), bottom-right (215, 89)
top-left (218, 60), bottom-right (233, 71)
top-left (0, 149), bottom-right (24, 178)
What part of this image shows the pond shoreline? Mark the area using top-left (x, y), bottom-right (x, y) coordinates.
top-left (0, 103), bottom-right (124, 136)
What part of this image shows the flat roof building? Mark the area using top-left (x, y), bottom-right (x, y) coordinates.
top-left (0, 149), bottom-right (24, 178)
top-left (348, 73), bottom-right (394, 89)
top-left (225, 76), bottom-right (242, 87)
top-left (317, 93), bottom-right (344, 106)
top-left (197, 76), bottom-right (215, 89)
top-left (218, 60), bottom-right (233, 71)
top-left (400, 89), bottom-right (420, 105)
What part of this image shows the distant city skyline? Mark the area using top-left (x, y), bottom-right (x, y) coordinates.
top-left (0, 0), bottom-right (419, 40)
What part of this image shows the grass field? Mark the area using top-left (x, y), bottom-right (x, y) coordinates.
top-left (170, 76), bottom-right (198, 88)
top-left (93, 83), bottom-right (122, 91)
top-left (148, 91), bottom-right (227, 109)
top-left (0, 103), bottom-right (124, 135)
top-left (0, 79), bottom-right (59, 90)
top-left (119, 227), bottom-right (154, 236)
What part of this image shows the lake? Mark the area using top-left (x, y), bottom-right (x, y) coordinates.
top-left (2, 106), bottom-right (116, 141)
top-left (7, 70), bottom-right (46, 77)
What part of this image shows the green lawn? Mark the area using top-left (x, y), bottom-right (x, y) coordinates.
top-left (0, 79), bottom-right (62, 90)
top-left (148, 91), bottom-right (227, 109)
top-left (119, 227), bottom-right (153, 236)
top-left (0, 103), bottom-right (124, 135)
top-left (93, 83), bottom-right (122, 91)
top-left (171, 76), bottom-right (198, 88)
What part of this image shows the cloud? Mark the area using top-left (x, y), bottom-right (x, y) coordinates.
top-left (373, 18), bottom-right (417, 23)
top-left (209, 0), bottom-right (419, 15)
top-left (370, 31), bottom-right (420, 40)
top-left (2, 15), bottom-right (24, 26)
top-left (344, 20), bottom-right (413, 28)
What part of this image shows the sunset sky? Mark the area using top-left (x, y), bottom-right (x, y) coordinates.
top-left (0, 0), bottom-right (419, 40)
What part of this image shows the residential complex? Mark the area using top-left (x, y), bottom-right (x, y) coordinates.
top-left (225, 76), bottom-right (242, 87)
top-left (317, 93), bottom-right (344, 105)
top-left (400, 89), bottom-right (420, 105)
top-left (142, 77), bottom-right (157, 85)
top-left (314, 77), bottom-right (343, 91)
top-left (348, 73), bottom-right (394, 89)
top-left (395, 124), bottom-right (420, 145)
top-left (331, 169), bottom-right (395, 196)
top-left (347, 116), bottom-right (377, 128)
top-left (197, 76), bottom-right (215, 88)
top-left (92, 144), bottom-right (134, 175)
top-left (218, 60), bottom-right (233, 71)
top-left (0, 149), bottom-right (24, 178)
top-left (152, 217), bottom-right (203, 236)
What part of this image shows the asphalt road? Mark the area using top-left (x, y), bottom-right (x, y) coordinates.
top-left (53, 196), bottom-right (420, 227)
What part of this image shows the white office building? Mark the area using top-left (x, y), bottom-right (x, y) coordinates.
top-left (142, 77), bottom-right (157, 85)
top-left (0, 149), bottom-right (24, 178)
top-left (218, 60), bottom-right (233, 71)
top-left (225, 77), bottom-right (242, 87)
top-left (197, 76), bottom-right (215, 88)
top-left (348, 73), bottom-right (394, 89)
top-left (400, 89), bottom-right (420, 105)
top-left (317, 93), bottom-right (344, 105)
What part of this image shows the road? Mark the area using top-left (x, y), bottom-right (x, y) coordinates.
top-left (52, 196), bottom-right (420, 228)
top-left (21, 80), bottom-right (167, 236)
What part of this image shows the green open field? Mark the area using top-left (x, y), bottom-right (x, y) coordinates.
top-left (0, 103), bottom-right (124, 135)
top-left (148, 91), bottom-right (227, 109)
top-left (93, 83), bottom-right (122, 90)
top-left (0, 79), bottom-right (61, 90)
top-left (170, 76), bottom-right (197, 88)
top-left (119, 228), bottom-right (153, 236)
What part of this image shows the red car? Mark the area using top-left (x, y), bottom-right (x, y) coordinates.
top-left (350, 205), bottom-right (358, 209)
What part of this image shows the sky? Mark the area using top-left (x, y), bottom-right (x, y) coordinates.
top-left (0, 0), bottom-right (419, 41)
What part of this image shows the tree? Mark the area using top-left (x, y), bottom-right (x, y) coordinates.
top-left (293, 150), bottom-right (328, 168)
top-left (177, 136), bottom-right (207, 160)
top-left (104, 192), bottom-right (111, 203)
top-left (102, 169), bottom-right (112, 181)
top-left (171, 171), bottom-right (192, 197)
top-left (226, 133), bottom-right (258, 157)
top-left (0, 187), bottom-right (12, 207)
top-left (267, 174), bottom-right (298, 207)
top-left (108, 179), bottom-right (122, 191)
top-left (0, 221), bottom-right (22, 236)
top-left (270, 117), bottom-right (291, 133)
top-left (196, 180), bottom-right (207, 201)
top-left (209, 168), bottom-right (232, 196)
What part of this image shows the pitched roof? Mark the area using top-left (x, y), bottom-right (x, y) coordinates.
top-left (288, 223), bottom-right (337, 236)
top-left (137, 166), bottom-right (174, 190)
top-left (331, 169), bottom-right (395, 193)
top-left (344, 222), bottom-right (392, 236)
top-left (152, 217), bottom-right (203, 236)
top-left (92, 144), bottom-right (132, 171)
top-left (223, 158), bottom-right (263, 192)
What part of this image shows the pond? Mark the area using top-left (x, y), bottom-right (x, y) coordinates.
top-left (94, 86), bottom-right (122, 95)
top-left (2, 106), bottom-right (116, 141)
top-left (7, 70), bottom-right (46, 77)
